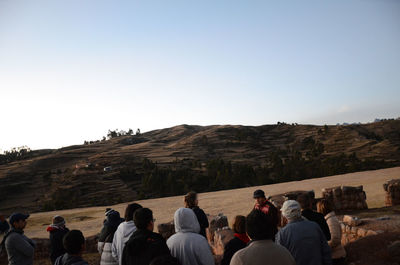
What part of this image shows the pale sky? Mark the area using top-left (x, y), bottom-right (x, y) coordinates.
top-left (0, 0), bottom-right (399, 151)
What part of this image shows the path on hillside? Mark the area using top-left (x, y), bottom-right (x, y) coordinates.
top-left (22, 166), bottom-right (400, 239)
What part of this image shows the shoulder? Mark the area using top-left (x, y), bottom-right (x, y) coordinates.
top-left (150, 232), bottom-right (165, 241)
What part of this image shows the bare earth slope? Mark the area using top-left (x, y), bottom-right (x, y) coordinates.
top-left (21, 166), bottom-right (400, 239)
top-left (1, 120), bottom-right (399, 214)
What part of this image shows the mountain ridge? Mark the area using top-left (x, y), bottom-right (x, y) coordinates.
top-left (1, 120), bottom-right (399, 214)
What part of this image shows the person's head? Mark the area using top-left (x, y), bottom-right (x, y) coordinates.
top-left (52, 215), bottom-right (66, 227)
top-left (134, 208), bottom-right (154, 231)
top-left (125, 203), bottom-right (143, 221)
top-left (150, 255), bottom-right (181, 265)
top-left (281, 200), bottom-right (302, 222)
top-left (173, 208), bottom-right (200, 233)
top-left (232, 215), bottom-right (246, 234)
top-left (296, 193), bottom-right (311, 210)
top-left (184, 191), bottom-right (198, 208)
top-left (9, 213), bottom-right (29, 230)
top-left (105, 210), bottom-right (123, 228)
top-left (253, 189), bottom-right (266, 205)
top-left (105, 208), bottom-right (114, 216)
top-left (246, 210), bottom-right (274, 240)
top-left (0, 214), bottom-right (5, 222)
top-left (317, 199), bottom-right (333, 216)
top-left (63, 230), bottom-right (85, 255)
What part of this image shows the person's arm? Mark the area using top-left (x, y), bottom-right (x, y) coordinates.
top-left (111, 231), bottom-right (119, 261)
top-left (221, 241), bottom-right (234, 265)
top-left (98, 241), bottom-right (105, 254)
top-left (320, 229), bottom-right (333, 265)
top-left (197, 239), bottom-right (215, 265)
top-left (327, 218), bottom-right (341, 248)
top-left (275, 230), bottom-right (282, 245)
top-left (5, 234), bottom-right (35, 257)
top-left (320, 215), bottom-right (331, 241)
top-left (198, 209), bottom-right (209, 228)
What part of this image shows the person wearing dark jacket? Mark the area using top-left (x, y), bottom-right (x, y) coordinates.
top-left (297, 193), bottom-right (331, 241)
top-left (122, 208), bottom-right (171, 265)
top-left (54, 230), bottom-right (89, 265)
top-left (253, 189), bottom-right (279, 237)
top-left (221, 215), bottom-right (250, 265)
top-left (47, 216), bottom-right (70, 264)
top-left (3, 213), bottom-right (36, 265)
top-left (184, 191), bottom-right (209, 238)
top-left (98, 210), bottom-right (123, 265)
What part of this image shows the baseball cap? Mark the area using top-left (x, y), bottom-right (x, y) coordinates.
top-left (9, 213), bottom-right (30, 225)
top-left (281, 200), bottom-right (301, 219)
top-left (253, 189), bottom-right (265, 198)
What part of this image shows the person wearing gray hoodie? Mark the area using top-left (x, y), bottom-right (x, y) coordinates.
top-left (167, 208), bottom-right (214, 265)
top-left (112, 203), bottom-right (142, 265)
top-left (2, 213), bottom-right (35, 265)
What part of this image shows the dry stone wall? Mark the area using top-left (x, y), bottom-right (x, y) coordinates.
top-left (340, 216), bottom-right (379, 245)
top-left (322, 186), bottom-right (368, 211)
top-left (383, 179), bottom-right (400, 206)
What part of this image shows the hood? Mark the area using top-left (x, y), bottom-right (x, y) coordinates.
top-left (174, 208), bottom-right (200, 233)
top-left (47, 224), bottom-right (66, 232)
top-left (120, 220), bottom-right (137, 237)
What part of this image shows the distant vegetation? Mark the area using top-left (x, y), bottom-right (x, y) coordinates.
top-left (0, 146), bottom-right (31, 165)
top-left (83, 128), bottom-right (141, 145)
top-left (119, 148), bottom-right (396, 200)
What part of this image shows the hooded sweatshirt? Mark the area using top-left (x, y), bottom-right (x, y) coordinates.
top-left (54, 253), bottom-right (89, 265)
top-left (167, 208), bottom-right (214, 265)
top-left (112, 221), bottom-right (137, 265)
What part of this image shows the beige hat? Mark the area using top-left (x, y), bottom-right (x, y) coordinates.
top-left (281, 200), bottom-right (302, 220)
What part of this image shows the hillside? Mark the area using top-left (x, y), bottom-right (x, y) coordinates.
top-left (16, 167), bottom-right (400, 239)
top-left (1, 120), bottom-right (400, 214)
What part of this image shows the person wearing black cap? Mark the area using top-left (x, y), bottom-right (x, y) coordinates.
top-left (253, 189), bottom-right (279, 237)
top-left (1, 213), bottom-right (35, 265)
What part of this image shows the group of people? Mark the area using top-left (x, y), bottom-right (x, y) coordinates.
top-left (0, 189), bottom-right (346, 265)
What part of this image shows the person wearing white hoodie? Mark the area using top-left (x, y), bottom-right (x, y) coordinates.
top-left (112, 203), bottom-right (142, 265)
top-left (167, 208), bottom-right (214, 265)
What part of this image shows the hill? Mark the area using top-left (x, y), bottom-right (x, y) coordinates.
top-left (17, 166), bottom-right (400, 239)
top-left (1, 120), bottom-right (400, 214)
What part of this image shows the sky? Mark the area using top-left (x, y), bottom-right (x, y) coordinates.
top-left (0, 0), bottom-right (399, 151)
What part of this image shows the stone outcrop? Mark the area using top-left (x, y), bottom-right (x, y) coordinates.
top-left (322, 186), bottom-right (368, 211)
top-left (383, 179), bottom-right (400, 206)
top-left (340, 217), bottom-right (380, 245)
top-left (157, 221), bottom-right (175, 240)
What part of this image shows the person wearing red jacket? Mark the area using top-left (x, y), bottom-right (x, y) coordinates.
top-left (253, 189), bottom-right (279, 236)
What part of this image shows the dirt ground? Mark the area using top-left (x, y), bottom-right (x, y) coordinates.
top-left (15, 166), bottom-right (399, 239)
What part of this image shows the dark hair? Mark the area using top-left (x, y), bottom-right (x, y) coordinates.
top-left (246, 210), bottom-right (274, 240)
top-left (296, 193), bottom-right (311, 209)
top-left (125, 203), bottom-right (143, 221)
top-left (150, 255), bottom-right (181, 265)
top-left (134, 208), bottom-right (153, 230)
top-left (317, 199), bottom-right (333, 216)
top-left (63, 230), bottom-right (85, 254)
top-left (184, 191), bottom-right (197, 208)
top-left (233, 215), bottom-right (246, 234)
